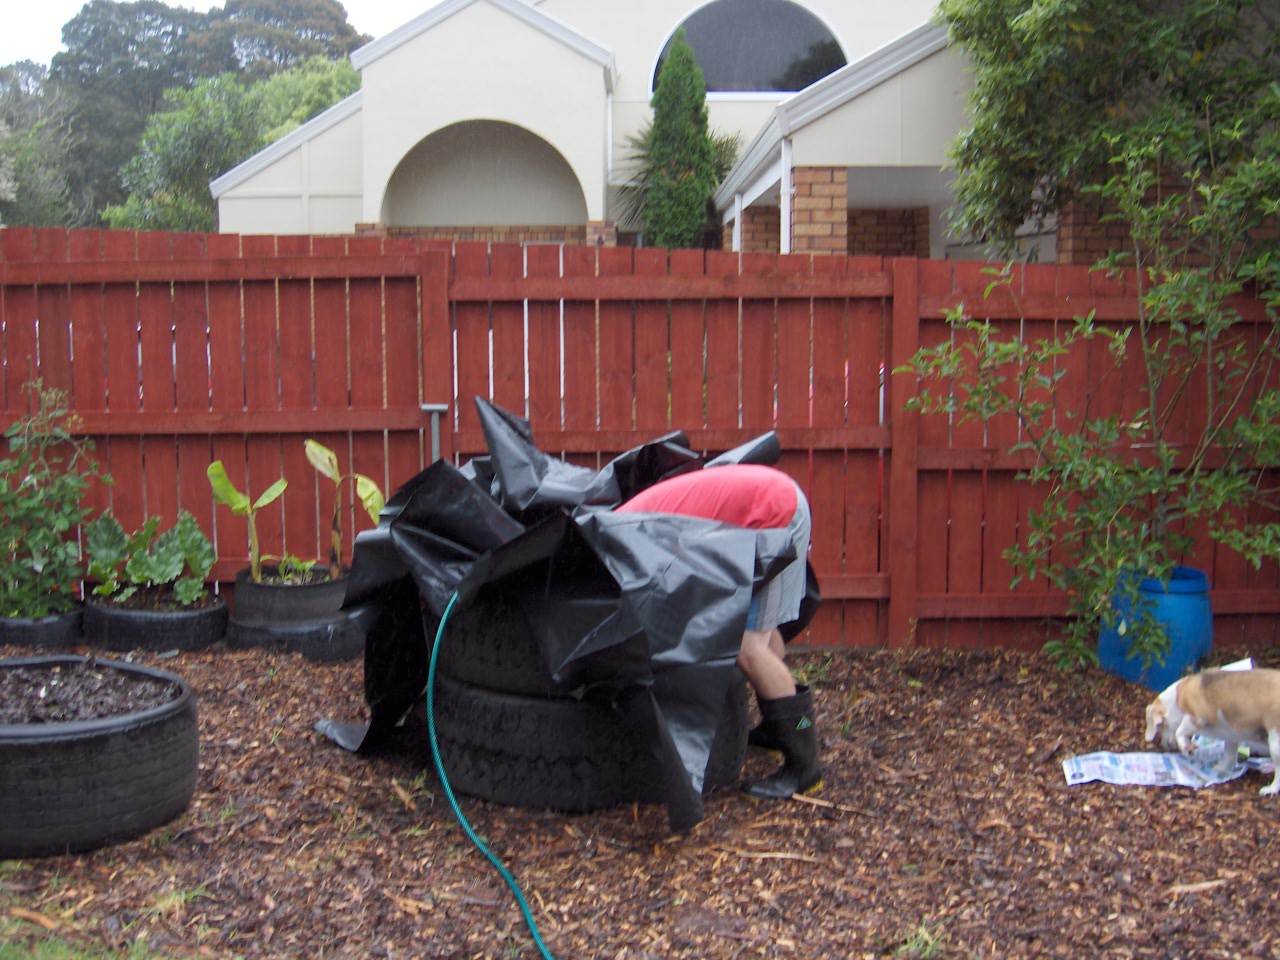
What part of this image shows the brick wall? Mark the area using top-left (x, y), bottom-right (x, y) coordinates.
top-left (357, 223), bottom-right (590, 245)
top-left (1054, 202), bottom-right (1127, 266)
top-left (848, 207), bottom-right (931, 258)
top-left (731, 205), bottom-right (781, 254)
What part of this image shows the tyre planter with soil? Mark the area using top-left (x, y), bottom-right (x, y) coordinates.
top-left (0, 608), bottom-right (83, 650)
top-left (0, 655), bottom-right (199, 858)
top-left (83, 597), bottom-right (228, 653)
top-left (430, 669), bottom-right (748, 812)
top-left (226, 566), bottom-right (363, 662)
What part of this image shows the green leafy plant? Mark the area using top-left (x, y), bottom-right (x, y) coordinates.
top-left (0, 380), bottom-right (101, 619)
top-left (206, 461), bottom-right (287, 584)
top-left (85, 510), bottom-right (215, 607)
top-left (263, 551), bottom-right (317, 582)
top-left (304, 439), bottom-right (385, 581)
top-left (906, 0), bottom-right (1280, 670)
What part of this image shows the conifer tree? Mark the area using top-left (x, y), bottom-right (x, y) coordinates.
top-left (643, 29), bottom-right (716, 250)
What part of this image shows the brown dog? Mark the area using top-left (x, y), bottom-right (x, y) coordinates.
top-left (1144, 668), bottom-right (1280, 795)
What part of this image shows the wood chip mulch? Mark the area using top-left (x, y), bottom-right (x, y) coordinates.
top-left (2, 640), bottom-right (1278, 959)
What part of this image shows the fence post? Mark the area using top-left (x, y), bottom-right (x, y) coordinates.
top-left (420, 249), bottom-right (453, 462)
top-left (886, 258), bottom-right (921, 646)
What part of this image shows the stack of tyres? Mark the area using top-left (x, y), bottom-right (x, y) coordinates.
top-left (427, 581), bottom-right (748, 812)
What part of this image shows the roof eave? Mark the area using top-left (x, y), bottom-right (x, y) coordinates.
top-left (714, 21), bottom-right (951, 212)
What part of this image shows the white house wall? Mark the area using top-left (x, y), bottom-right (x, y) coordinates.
top-left (215, 0), bottom-right (964, 236)
top-left (358, 1), bottom-right (610, 223)
top-left (790, 46), bottom-right (966, 167)
top-left (540, 0), bottom-right (942, 190)
top-left (217, 106), bottom-right (362, 235)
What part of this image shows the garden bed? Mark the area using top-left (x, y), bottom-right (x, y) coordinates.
top-left (1, 640), bottom-right (1277, 958)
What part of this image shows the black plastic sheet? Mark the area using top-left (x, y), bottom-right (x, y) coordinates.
top-left (319, 398), bottom-right (816, 831)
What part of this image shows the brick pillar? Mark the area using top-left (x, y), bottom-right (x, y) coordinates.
top-left (791, 167), bottom-right (848, 255)
top-left (585, 220), bottom-right (618, 248)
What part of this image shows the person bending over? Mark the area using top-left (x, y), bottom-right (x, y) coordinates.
top-left (616, 464), bottom-right (822, 800)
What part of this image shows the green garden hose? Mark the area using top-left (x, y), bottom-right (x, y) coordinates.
top-left (426, 591), bottom-right (556, 960)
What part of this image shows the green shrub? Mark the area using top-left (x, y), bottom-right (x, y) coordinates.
top-left (0, 381), bottom-right (100, 619)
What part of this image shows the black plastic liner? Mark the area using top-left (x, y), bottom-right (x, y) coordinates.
top-left (318, 398), bottom-right (818, 831)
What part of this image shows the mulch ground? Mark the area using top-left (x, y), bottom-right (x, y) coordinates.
top-left (2, 639), bottom-right (1278, 959)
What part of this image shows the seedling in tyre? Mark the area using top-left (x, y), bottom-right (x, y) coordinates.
top-left (206, 461), bottom-right (287, 584)
top-left (304, 439), bottom-right (385, 581)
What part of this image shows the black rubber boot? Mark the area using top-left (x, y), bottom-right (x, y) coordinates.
top-left (741, 685), bottom-right (823, 800)
top-left (747, 720), bottom-right (782, 751)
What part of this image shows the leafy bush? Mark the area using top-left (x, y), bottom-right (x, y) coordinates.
top-left (908, 0), bottom-right (1280, 670)
top-left (0, 380), bottom-right (100, 619)
top-left (85, 511), bottom-right (216, 607)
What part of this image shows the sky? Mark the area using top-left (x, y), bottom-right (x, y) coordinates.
top-left (0, 1), bottom-right (436, 70)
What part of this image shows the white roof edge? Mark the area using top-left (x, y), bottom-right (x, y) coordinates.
top-left (714, 21), bottom-right (949, 211)
top-left (210, 91), bottom-right (363, 199)
top-left (350, 0), bottom-right (617, 91)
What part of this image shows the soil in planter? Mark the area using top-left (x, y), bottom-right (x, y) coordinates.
top-left (98, 585), bottom-right (223, 612)
top-left (0, 657), bottom-right (180, 723)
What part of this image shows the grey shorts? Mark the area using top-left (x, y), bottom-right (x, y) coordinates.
top-left (744, 483), bottom-right (811, 633)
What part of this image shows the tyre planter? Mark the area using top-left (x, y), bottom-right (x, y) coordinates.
top-left (83, 597), bottom-right (227, 653)
top-left (0, 656), bottom-right (199, 858)
top-left (226, 567), bottom-right (363, 662)
top-left (1098, 565), bottom-right (1214, 690)
top-left (430, 670), bottom-right (748, 812)
top-left (426, 582), bottom-right (565, 697)
top-left (0, 608), bottom-right (82, 650)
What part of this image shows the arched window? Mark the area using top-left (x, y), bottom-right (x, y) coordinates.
top-left (654, 0), bottom-right (846, 93)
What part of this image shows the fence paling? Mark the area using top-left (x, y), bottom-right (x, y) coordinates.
top-left (0, 228), bottom-right (1277, 648)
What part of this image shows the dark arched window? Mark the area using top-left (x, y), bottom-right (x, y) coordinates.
top-left (654, 0), bottom-right (847, 93)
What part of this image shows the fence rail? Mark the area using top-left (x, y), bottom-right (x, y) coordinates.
top-left (1, 227), bottom-right (1276, 650)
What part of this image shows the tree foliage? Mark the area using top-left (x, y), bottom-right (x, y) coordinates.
top-left (906, 0), bottom-right (1280, 669)
top-left (11, 0), bottom-right (367, 226)
top-left (103, 74), bottom-right (261, 232)
top-left (103, 56), bottom-right (358, 232)
top-left (256, 55), bottom-right (359, 142)
top-left (210, 0), bottom-right (368, 81)
top-left (643, 29), bottom-right (718, 250)
top-left (49, 0), bottom-right (235, 216)
top-left (939, 0), bottom-right (1280, 254)
top-left (0, 62), bottom-right (80, 225)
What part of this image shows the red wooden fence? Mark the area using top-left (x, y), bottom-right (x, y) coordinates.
top-left (1, 227), bottom-right (1277, 650)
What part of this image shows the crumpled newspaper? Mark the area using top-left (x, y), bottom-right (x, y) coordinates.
top-left (1063, 658), bottom-right (1276, 789)
top-left (1063, 740), bottom-right (1273, 789)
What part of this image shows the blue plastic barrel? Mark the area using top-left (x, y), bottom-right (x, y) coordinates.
top-left (1097, 565), bottom-right (1213, 690)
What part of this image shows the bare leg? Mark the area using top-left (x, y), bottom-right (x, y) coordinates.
top-left (737, 627), bottom-right (795, 700)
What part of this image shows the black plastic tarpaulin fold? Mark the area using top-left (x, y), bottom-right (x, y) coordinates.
top-left (319, 398), bottom-right (816, 831)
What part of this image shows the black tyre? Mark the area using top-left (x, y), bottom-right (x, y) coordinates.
top-left (225, 612), bottom-right (364, 662)
top-left (0, 656), bottom-right (199, 858)
top-left (82, 598), bottom-right (228, 652)
top-left (429, 670), bottom-right (748, 812)
top-left (0, 610), bottom-right (82, 650)
top-left (231, 568), bottom-right (347, 622)
top-left (427, 582), bottom-right (564, 697)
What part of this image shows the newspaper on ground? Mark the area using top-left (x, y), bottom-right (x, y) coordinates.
top-left (1062, 658), bottom-right (1276, 789)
